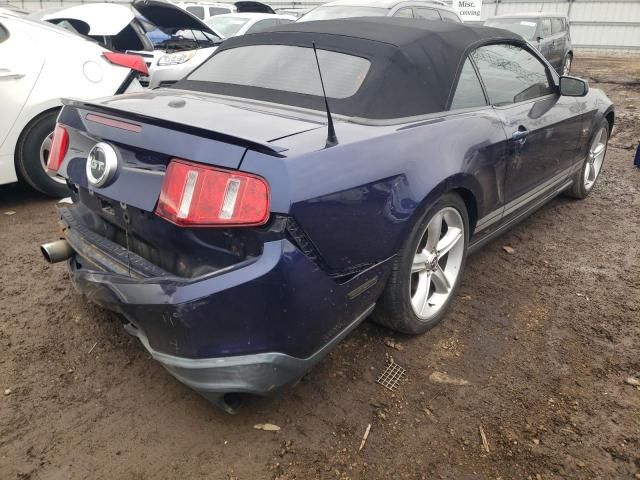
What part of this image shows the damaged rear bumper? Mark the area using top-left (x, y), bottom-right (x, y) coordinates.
top-left (121, 305), bottom-right (373, 412)
top-left (57, 206), bottom-right (387, 408)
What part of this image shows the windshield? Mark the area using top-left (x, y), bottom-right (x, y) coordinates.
top-left (484, 18), bottom-right (538, 40)
top-left (186, 44), bottom-right (371, 99)
top-left (299, 6), bottom-right (387, 21)
top-left (205, 16), bottom-right (250, 37)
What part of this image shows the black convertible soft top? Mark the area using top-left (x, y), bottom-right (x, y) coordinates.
top-left (176, 17), bottom-right (524, 120)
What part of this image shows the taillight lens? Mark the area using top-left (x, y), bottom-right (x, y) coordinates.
top-left (102, 52), bottom-right (149, 76)
top-left (156, 159), bottom-right (270, 227)
top-left (46, 124), bottom-right (69, 172)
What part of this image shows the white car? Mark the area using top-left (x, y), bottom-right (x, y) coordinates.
top-left (175, 2), bottom-right (235, 20)
top-left (39, 1), bottom-right (223, 89)
top-left (205, 12), bottom-right (296, 39)
top-left (175, 1), bottom-right (276, 20)
top-left (0, 10), bottom-right (145, 196)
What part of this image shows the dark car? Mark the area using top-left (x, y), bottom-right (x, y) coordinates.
top-left (484, 13), bottom-right (573, 75)
top-left (41, 18), bottom-right (613, 412)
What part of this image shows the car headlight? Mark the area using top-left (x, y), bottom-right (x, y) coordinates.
top-left (157, 51), bottom-right (197, 66)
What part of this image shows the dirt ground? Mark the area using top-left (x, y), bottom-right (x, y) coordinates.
top-left (1, 56), bottom-right (639, 480)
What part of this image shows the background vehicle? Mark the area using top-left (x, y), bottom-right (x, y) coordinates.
top-left (39, 1), bottom-right (223, 88)
top-left (176, 1), bottom-right (235, 19)
top-left (42, 18), bottom-right (613, 411)
top-left (298, 0), bottom-right (461, 22)
top-left (205, 12), bottom-right (295, 38)
top-left (274, 7), bottom-right (311, 19)
top-left (176, 1), bottom-right (275, 20)
top-left (484, 13), bottom-right (573, 74)
top-left (0, 11), bottom-right (145, 196)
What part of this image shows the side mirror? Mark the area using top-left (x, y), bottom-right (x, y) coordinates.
top-left (559, 76), bottom-right (589, 97)
top-left (536, 36), bottom-right (543, 43)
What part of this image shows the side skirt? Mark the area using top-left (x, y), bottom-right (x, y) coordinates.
top-left (468, 178), bottom-right (574, 254)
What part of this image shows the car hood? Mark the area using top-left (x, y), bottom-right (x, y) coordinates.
top-left (41, 4), bottom-right (135, 35)
top-left (133, 0), bottom-right (217, 34)
top-left (86, 89), bottom-right (325, 146)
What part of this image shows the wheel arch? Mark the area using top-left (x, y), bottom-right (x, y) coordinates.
top-left (605, 109), bottom-right (615, 134)
top-left (402, 173), bottom-right (482, 246)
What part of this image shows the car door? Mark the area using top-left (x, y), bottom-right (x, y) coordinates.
top-left (537, 17), bottom-right (556, 68)
top-left (392, 7), bottom-right (414, 18)
top-left (0, 19), bottom-right (44, 148)
top-left (438, 10), bottom-right (461, 23)
top-left (448, 58), bottom-right (510, 240)
top-left (471, 43), bottom-right (583, 212)
top-left (551, 17), bottom-right (566, 67)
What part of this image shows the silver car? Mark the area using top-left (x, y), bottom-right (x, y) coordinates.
top-left (298, 0), bottom-right (462, 23)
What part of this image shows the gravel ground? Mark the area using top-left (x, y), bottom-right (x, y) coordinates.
top-left (1, 56), bottom-right (639, 480)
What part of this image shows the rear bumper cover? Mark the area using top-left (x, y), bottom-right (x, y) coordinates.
top-left (123, 304), bottom-right (373, 401)
top-left (60, 207), bottom-right (388, 400)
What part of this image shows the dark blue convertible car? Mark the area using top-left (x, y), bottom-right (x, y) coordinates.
top-left (42, 18), bottom-right (614, 411)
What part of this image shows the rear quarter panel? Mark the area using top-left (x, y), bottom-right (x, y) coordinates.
top-left (242, 109), bottom-right (510, 273)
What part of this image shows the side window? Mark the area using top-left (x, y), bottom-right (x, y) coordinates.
top-left (244, 19), bottom-right (280, 35)
top-left (0, 23), bottom-right (8, 44)
top-left (439, 10), bottom-right (461, 23)
top-left (450, 59), bottom-right (487, 110)
top-left (471, 44), bottom-right (554, 106)
top-left (414, 8), bottom-right (441, 20)
top-left (541, 18), bottom-right (552, 37)
top-left (551, 18), bottom-right (564, 34)
top-left (186, 6), bottom-right (205, 19)
top-left (209, 7), bottom-right (230, 16)
top-left (393, 7), bottom-right (413, 18)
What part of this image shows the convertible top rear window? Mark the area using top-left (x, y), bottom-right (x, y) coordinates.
top-left (174, 18), bottom-right (524, 119)
top-left (187, 45), bottom-right (371, 99)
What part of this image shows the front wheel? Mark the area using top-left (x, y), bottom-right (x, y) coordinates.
top-left (565, 119), bottom-right (610, 199)
top-left (373, 193), bottom-right (469, 335)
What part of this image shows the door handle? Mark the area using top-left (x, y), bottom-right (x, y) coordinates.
top-left (511, 127), bottom-right (529, 142)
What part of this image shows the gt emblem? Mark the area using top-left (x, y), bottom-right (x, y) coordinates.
top-left (86, 142), bottom-right (118, 187)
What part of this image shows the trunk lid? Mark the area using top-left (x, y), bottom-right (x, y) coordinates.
top-left (85, 89), bottom-right (324, 147)
top-left (40, 4), bottom-right (134, 36)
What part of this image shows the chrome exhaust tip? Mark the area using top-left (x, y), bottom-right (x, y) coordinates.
top-left (40, 239), bottom-right (74, 264)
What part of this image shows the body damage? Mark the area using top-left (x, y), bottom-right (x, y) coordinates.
top-left (54, 83), bottom-right (611, 363)
top-left (45, 20), bottom-right (614, 408)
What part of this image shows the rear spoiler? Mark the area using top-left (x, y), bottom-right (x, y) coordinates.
top-left (60, 98), bottom-right (288, 157)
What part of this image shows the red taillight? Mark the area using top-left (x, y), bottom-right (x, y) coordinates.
top-left (46, 124), bottom-right (69, 172)
top-left (156, 159), bottom-right (270, 227)
top-left (102, 52), bottom-right (149, 76)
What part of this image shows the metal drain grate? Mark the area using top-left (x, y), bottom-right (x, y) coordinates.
top-left (376, 361), bottom-right (407, 391)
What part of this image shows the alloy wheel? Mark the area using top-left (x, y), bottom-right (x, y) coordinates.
top-left (410, 207), bottom-right (465, 321)
top-left (39, 131), bottom-right (66, 184)
top-left (584, 126), bottom-right (608, 191)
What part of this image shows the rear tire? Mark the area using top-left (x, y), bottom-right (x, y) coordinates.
top-left (565, 119), bottom-right (610, 199)
top-left (373, 193), bottom-right (469, 335)
top-left (16, 110), bottom-right (68, 197)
